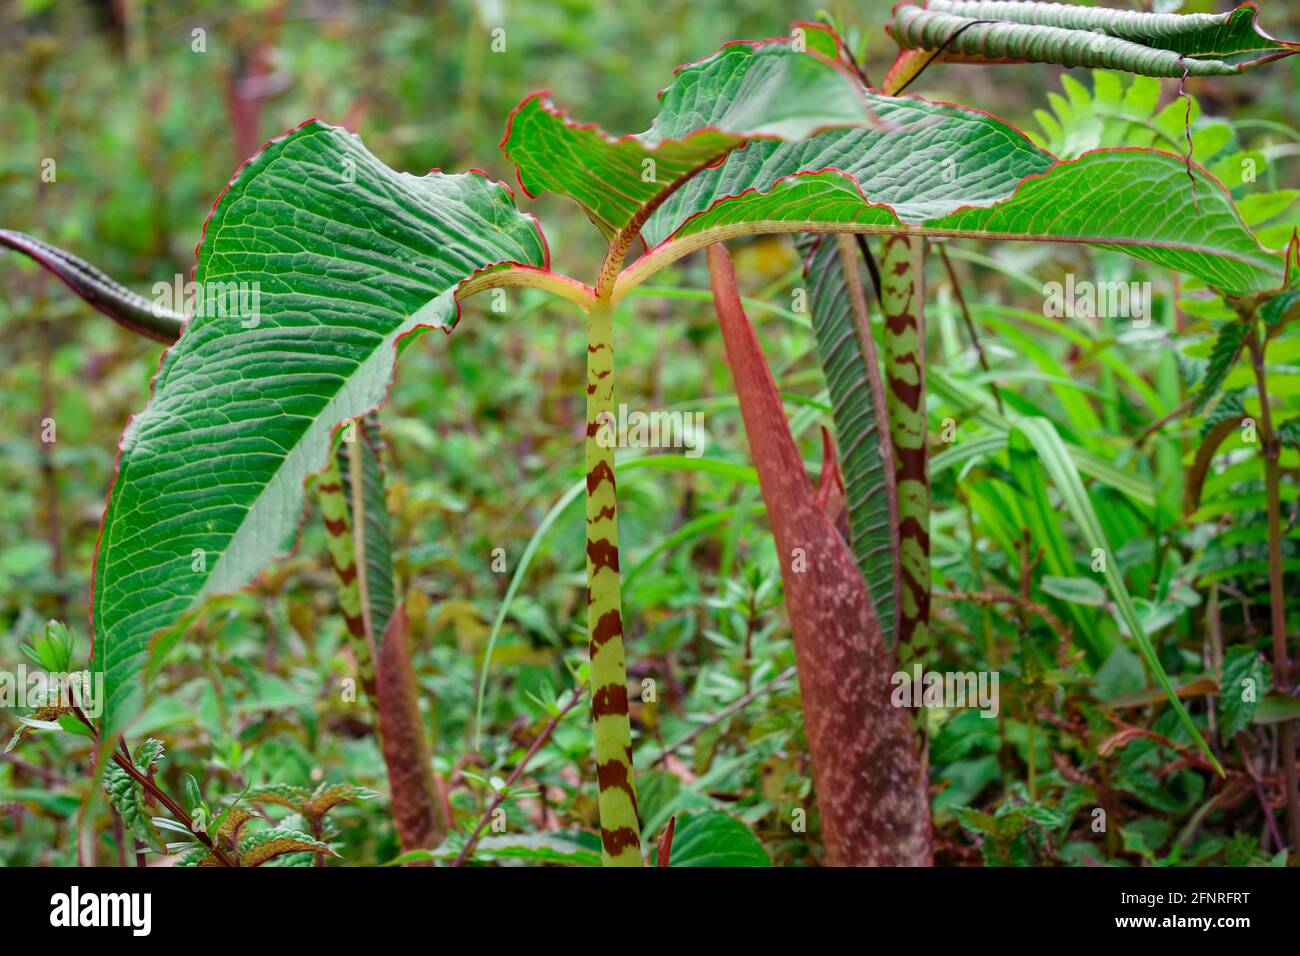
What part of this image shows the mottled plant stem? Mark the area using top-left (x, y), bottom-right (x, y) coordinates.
top-left (881, 234), bottom-right (932, 670)
top-left (584, 297), bottom-right (642, 866)
top-left (318, 451), bottom-right (378, 708)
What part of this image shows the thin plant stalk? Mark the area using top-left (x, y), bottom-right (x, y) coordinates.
top-left (1247, 327), bottom-right (1300, 852)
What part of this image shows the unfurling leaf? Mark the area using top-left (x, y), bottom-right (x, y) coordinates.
top-left (799, 234), bottom-right (900, 647)
top-left (0, 229), bottom-right (184, 341)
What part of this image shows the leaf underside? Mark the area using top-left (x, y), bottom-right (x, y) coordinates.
top-left (91, 120), bottom-right (546, 733)
top-left (625, 27), bottom-right (1281, 296)
top-left (798, 234), bottom-right (899, 648)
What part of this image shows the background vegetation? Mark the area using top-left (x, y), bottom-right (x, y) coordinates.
top-left (1, 0), bottom-right (1297, 866)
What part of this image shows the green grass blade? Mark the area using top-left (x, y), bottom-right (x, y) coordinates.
top-left (1009, 416), bottom-right (1223, 775)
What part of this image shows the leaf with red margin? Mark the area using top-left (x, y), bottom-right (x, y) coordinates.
top-left (500, 26), bottom-right (880, 240)
top-left (621, 23), bottom-right (1282, 297)
top-left (633, 149), bottom-right (1284, 297)
top-left (91, 120), bottom-right (547, 736)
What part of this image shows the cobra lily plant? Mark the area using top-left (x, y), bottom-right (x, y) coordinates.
top-left (3, 1), bottom-right (1298, 867)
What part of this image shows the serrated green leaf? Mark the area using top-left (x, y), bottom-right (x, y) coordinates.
top-left (952, 807), bottom-right (1000, 836)
top-left (243, 782), bottom-right (313, 812)
top-left (1192, 321), bottom-right (1248, 413)
top-left (1218, 646), bottom-right (1271, 741)
top-left (502, 30), bottom-right (877, 239)
top-left (238, 827), bottom-right (337, 867)
top-left (132, 737), bottom-right (164, 772)
top-left (175, 847), bottom-right (213, 867)
top-left (104, 764), bottom-right (167, 854)
top-left (643, 87), bottom-right (1055, 249)
top-left (305, 781), bottom-right (379, 818)
top-left (1262, 277), bottom-right (1300, 330)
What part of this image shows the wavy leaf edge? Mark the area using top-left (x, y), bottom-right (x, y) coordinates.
top-left (617, 143), bottom-right (1285, 299)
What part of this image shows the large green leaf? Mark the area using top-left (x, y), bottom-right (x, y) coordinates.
top-left (500, 25), bottom-right (1281, 296)
top-left (644, 85), bottom-right (1055, 248)
top-left (91, 120), bottom-right (547, 734)
top-left (798, 233), bottom-right (899, 647)
top-left (888, 1), bottom-right (1299, 77)
top-left (500, 29), bottom-right (878, 239)
top-left (634, 152), bottom-right (1283, 296)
